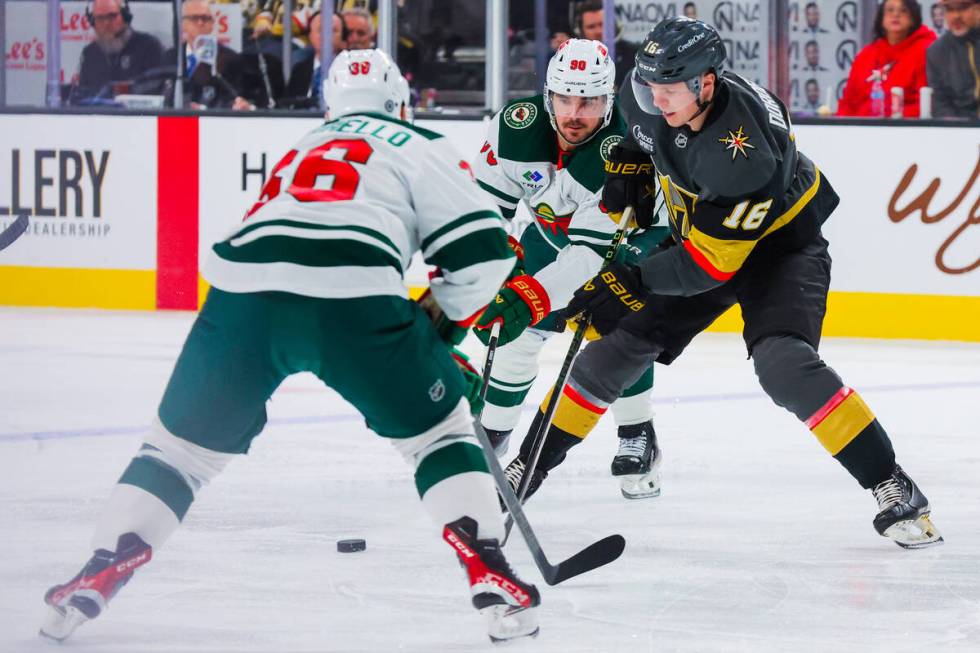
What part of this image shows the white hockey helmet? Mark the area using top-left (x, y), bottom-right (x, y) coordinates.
top-left (395, 73), bottom-right (413, 123)
top-left (323, 49), bottom-right (408, 120)
top-left (544, 38), bottom-right (616, 140)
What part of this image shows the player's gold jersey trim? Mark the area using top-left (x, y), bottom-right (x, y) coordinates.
top-left (686, 168), bottom-right (822, 279)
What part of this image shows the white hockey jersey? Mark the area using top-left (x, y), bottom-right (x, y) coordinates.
top-left (203, 112), bottom-right (514, 320)
top-left (472, 95), bottom-right (625, 309)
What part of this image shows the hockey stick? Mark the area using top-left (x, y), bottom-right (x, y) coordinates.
top-left (473, 329), bottom-right (625, 585)
top-left (477, 321), bottom-right (502, 406)
top-left (474, 422), bottom-right (625, 585)
top-left (0, 213), bottom-right (29, 252)
top-left (504, 206), bottom-right (635, 542)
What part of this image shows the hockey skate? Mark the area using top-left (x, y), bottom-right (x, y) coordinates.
top-left (40, 533), bottom-right (152, 642)
top-left (611, 421), bottom-right (662, 499)
top-left (444, 517), bottom-right (540, 643)
top-left (499, 457), bottom-right (548, 509)
top-left (484, 428), bottom-right (512, 457)
top-left (872, 466), bottom-right (943, 549)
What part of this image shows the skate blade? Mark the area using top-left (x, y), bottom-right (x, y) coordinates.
top-left (482, 604), bottom-right (539, 644)
top-left (619, 473), bottom-right (661, 500)
top-left (39, 604), bottom-right (88, 643)
top-left (884, 514), bottom-right (944, 549)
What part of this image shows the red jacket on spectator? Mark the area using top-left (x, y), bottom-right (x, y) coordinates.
top-left (837, 25), bottom-right (937, 117)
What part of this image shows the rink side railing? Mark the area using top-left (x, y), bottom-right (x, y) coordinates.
top-left (0, 110), bottom-right (978, 342)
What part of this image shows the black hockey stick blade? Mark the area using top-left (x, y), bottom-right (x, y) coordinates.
top-left (0, 213), bottom-right (29, 251)
top-left (473, 421), bottom-right (626, 585)
top-left (548, 534), bottom-right (626, 585)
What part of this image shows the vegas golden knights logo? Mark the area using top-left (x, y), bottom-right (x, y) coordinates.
top-left (658, 173), bottom-right (698, 238)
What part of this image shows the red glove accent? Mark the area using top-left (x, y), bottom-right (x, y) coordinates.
top-left (506, 235), bottom-right (525, 262)
top-left (507, 274), bottom-right (551, 325)
top-left (450, 349), bottom-right (479, 375)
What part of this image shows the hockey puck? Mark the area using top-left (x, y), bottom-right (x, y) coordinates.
top-left (337, 538), bottom-right (366, 553)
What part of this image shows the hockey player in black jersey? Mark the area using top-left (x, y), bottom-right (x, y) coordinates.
top-left (508, 17), bottom-right (942, 550)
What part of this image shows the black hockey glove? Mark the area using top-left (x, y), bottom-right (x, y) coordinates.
top-left (565, 263), bottom-right (648, 336)
top-left (602, 143), bottom-right (658, 229)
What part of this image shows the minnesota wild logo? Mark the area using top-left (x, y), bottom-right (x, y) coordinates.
top-left (599, 135), bottom-right (622, 162)
top-left (504, 102), bottom-right (537, 129)
top-left (533, 203), bottom-right (573, 236)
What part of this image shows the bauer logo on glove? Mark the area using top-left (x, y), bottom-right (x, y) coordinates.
top-left (604, 159), bottom-right (653, 176)
top-left (474, 274), bottom-right (552, 347)
top-left (566, 263), bottom-right (648, 336)
top-left (600, 270), bottom-right (645, 312)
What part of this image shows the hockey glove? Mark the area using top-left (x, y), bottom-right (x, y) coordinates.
top-left (565, 263), bottom-right (648, 336)
top-left (602, 143), bottom-right (659, 229)
top-left (450, 348), bottom-right (485, 416)
top-left (473, 274), bottom-right (551, 347)
top-left (416, 287), bottom-right (471, 346)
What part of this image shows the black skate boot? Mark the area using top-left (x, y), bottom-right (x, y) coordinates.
top-left (872, 466), bottom-right (943, 549)
top-left (611, 420), bottom-right (662, 499)
top-left (444, 516), bottom-right (540, 643)
top-left (40, 533), bottom-right (152, 642)
top-left (484, 428), bottom-right (512, 457)
top-left (499, 457), bottom-right (548, 509)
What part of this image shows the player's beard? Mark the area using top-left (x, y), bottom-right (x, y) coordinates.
top-left (97, 26), bottom-right (132, 55)
top-left (558, 120), bottom-right (597, 146)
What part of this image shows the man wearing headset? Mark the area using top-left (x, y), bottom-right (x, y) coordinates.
top-left (76, 0), bottom-right (164, 102)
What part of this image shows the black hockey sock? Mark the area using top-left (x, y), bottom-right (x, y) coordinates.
top-left (518, 409), bottom-right (585, 472)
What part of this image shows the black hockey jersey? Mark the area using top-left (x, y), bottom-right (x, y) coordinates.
top-left (619, 71), bottom-right (840, 296)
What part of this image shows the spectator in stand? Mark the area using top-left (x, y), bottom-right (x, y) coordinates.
top-left (683, 3), bottom-right (698, 19)
top-left (837, 0), bottom-right (937, 117)
top-left (162, 0), bottom-right (254, 110)
top-left (285, 11), bottom-right (348, 108)
top-left (73, 0), bottom-right (163, 103)
top-left (574, 0), bottom-right (636, 88)
top-left (342, 7), bottom-right (377, 49)
top-left (926, 0), bottom-right (980, 118)
top-left (550, 31), bottom-right (572, 54)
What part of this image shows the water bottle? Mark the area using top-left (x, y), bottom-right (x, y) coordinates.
top-left (869, 70), bottom-right (886, 117)
top-left (890, 86), bottom-right (904, 119)
top-left (919, 86), bottom-right (933, 119)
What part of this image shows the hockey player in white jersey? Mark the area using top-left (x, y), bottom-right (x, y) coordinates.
top-left (40, 50), bottom-right (540, 645)
top-left (471, 38), bottom-right (670, 500)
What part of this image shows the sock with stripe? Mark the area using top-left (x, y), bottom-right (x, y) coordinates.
top-left (753, 335), bottom-right (896, 489)
top-left (391, 399), bottom-right (504, 541)
top-left (519, 381), bottom-right (609, 472)
top-left (91, 420), bottom-right (235, 551)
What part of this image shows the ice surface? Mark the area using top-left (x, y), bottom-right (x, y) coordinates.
top-left (2, 307), bottom-right (979, 652)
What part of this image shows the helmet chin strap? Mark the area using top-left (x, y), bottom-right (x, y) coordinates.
top-left (684, 75), bottom-right (716, 126)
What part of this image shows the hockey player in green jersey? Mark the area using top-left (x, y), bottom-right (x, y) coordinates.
top-left (470, 38), bottom-right (670, 501)
top-left (40, 50), bottom-right (540, 644)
